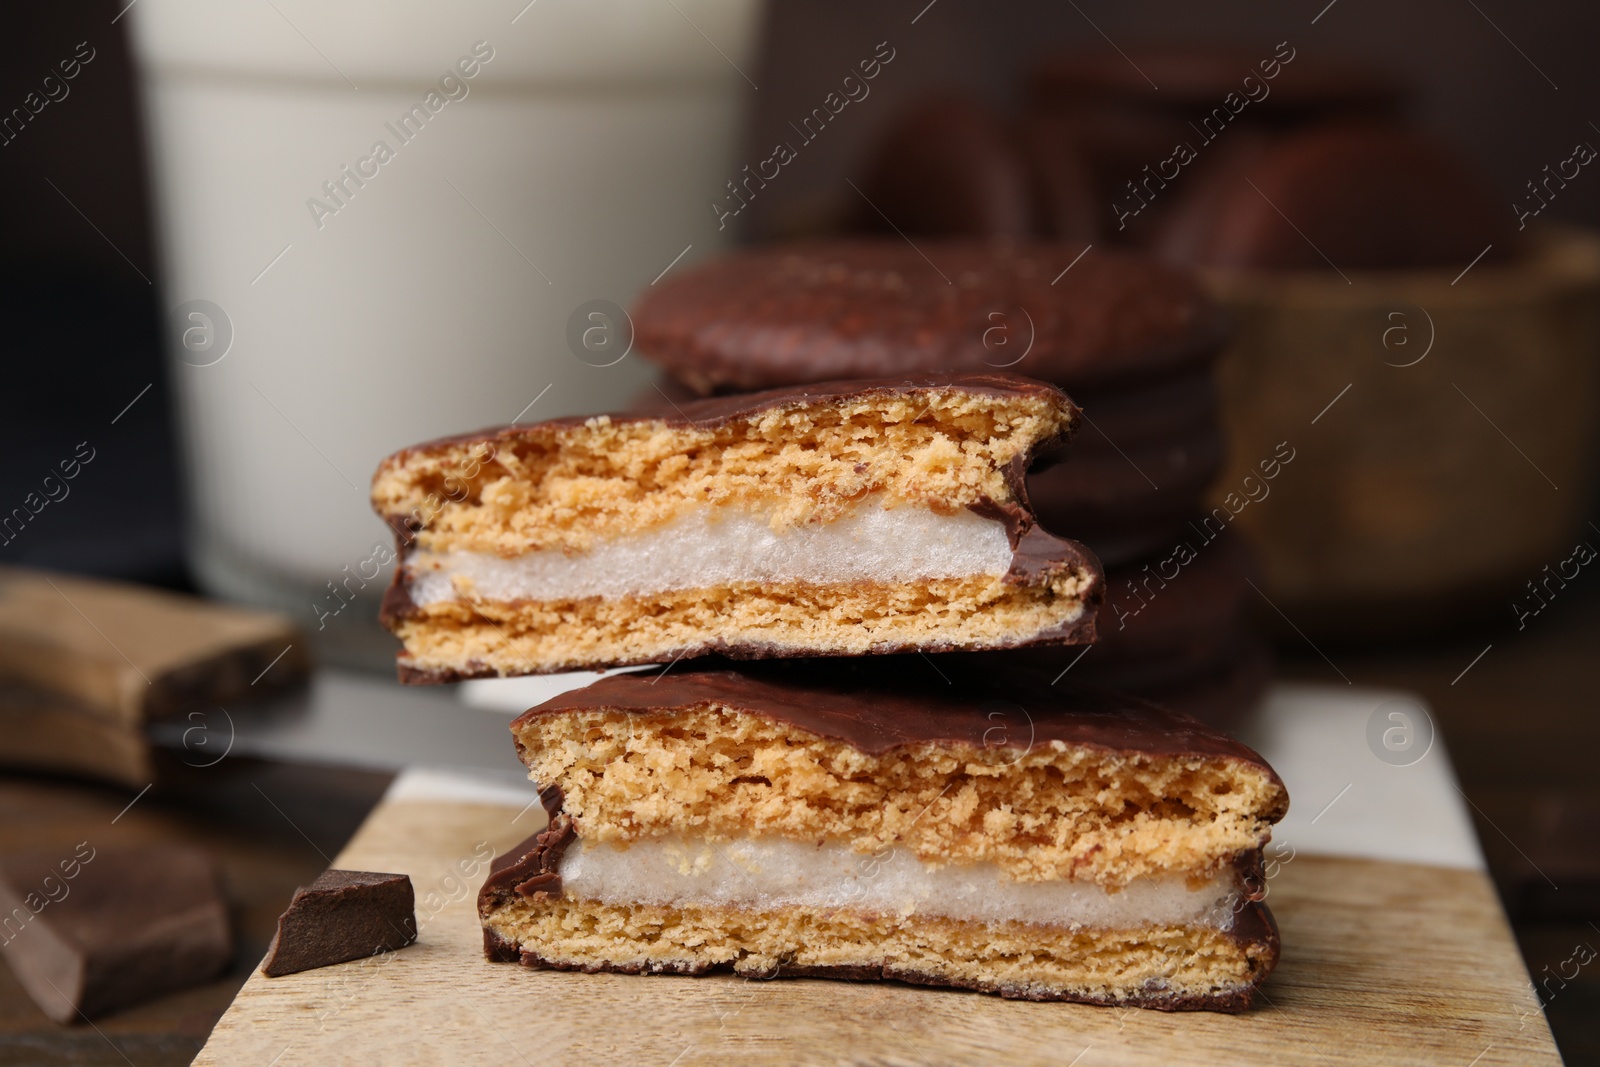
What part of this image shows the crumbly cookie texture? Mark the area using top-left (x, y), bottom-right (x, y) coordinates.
top-left (393, 573), bottom-right (1094, 679)
top-left (482, 663), bottom-right (1285, 1012)
top-left (372, 376), bottom-right (1101, 679)
top-left (484, 895), bottom-right (1276, 1009)
top-left (513, 705), bottom-right (1284, 889)
top-left (372, 386), bottom-right (1072, 556)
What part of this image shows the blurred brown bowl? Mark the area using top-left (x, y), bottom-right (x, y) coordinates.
top-left (1203, 226), bottom-right (1600, 638)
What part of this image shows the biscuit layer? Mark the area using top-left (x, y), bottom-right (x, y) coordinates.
top-left (483, 895), bottom-right (1275, 1010)
top-left (372, 385), bottom-right (1071, 556)
top-left (393, 572), bottom-right (1092, 679)
top-left (513, 705), bottom-right (1283, 889)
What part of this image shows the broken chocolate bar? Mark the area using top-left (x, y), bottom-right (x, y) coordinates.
top-left (0, 843), bottom-right (230, 1023)
top-left (0, 565), bottom-right (305, 726)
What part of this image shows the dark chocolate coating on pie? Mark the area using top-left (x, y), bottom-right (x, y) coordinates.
top-left (1026, 47), bottom-right (1405, 126)
top-left (848, 95), bottom-right (1036, 239)
top-left (1029, 418), bottom-right (1225, 549)
top-left (632, 240), bottom-right (1227, 393)
top-left (1158, 121), bottom-right (1515, 271)
top-left (515, 656), bottom-right (1283, 788)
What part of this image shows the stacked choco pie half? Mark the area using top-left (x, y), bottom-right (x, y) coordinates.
top-left (370, 246), bottom-right (1289, 1009)
top-left (634, 240), bottom-right (1272, 729)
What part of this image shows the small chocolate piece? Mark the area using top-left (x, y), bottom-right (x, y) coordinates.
top-left (260, 870), bottom-right (417, 977)
top-left (0, 843), bottom-right (230, 1023)
top-left (632, 240), bottom-right (1227, 393)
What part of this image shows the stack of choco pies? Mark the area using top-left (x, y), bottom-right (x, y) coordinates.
top-left (369, 241), bottom-right (1289, 1009)
top-left (638, 239), bottom-right (1271, 730)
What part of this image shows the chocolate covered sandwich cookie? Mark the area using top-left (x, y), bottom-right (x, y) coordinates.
top-left (632, 241), bottom-right (1225, 393)
top-left (480, 660), bottom-right (1287, 1010)
top-left (373, 373), bottom-right (1101, 681)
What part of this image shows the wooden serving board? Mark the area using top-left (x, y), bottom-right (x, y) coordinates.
top-left (195, 797), bottom-right (1560, 1066)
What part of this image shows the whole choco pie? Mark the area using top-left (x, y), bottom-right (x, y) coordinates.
top-left (632, 240), bottom-right (1227, 394)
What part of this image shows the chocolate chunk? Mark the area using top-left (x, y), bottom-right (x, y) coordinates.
top-left (0, 565), bottom-right (305, 726)
top-left (0, 843), bottom-right (231, 1023)
top-left (260, 870), bottom-right (416, 977)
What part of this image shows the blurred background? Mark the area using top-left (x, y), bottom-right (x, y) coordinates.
top-left (2, 0), bottom-right (1597, 1062)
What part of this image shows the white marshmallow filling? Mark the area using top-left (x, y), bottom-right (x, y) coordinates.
top-left (405, 498), bottom-right (1016, 605)
top-left (557, 836), bottom-right (1247, 932)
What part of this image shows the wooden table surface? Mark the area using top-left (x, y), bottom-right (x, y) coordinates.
top-left (192, 796), bottom-right (1561, 1066)
top-left (2, 590), bottom-right (1597, 1064)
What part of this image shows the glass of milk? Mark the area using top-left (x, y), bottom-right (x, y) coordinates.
top-left (128, 0), bottom-right (762, 666)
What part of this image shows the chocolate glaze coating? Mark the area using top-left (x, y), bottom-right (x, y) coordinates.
top-left (1031, 420), bottom-right (1225, 529)
top-left (1158, 122), bottom-right (1515, 271)
top-left (1026, 48), bottom-right (1404, 125)
top-left (377, 371), bottom-right (1074, 471)
top-left (631, 241), bottom-right (1228, 393)
top-left (515, 656), bottom-right (1285, 799)
top-left (849, 95), bottom-right (1036, 239)
top-left (375, 373), bottom-right (1105, 683)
